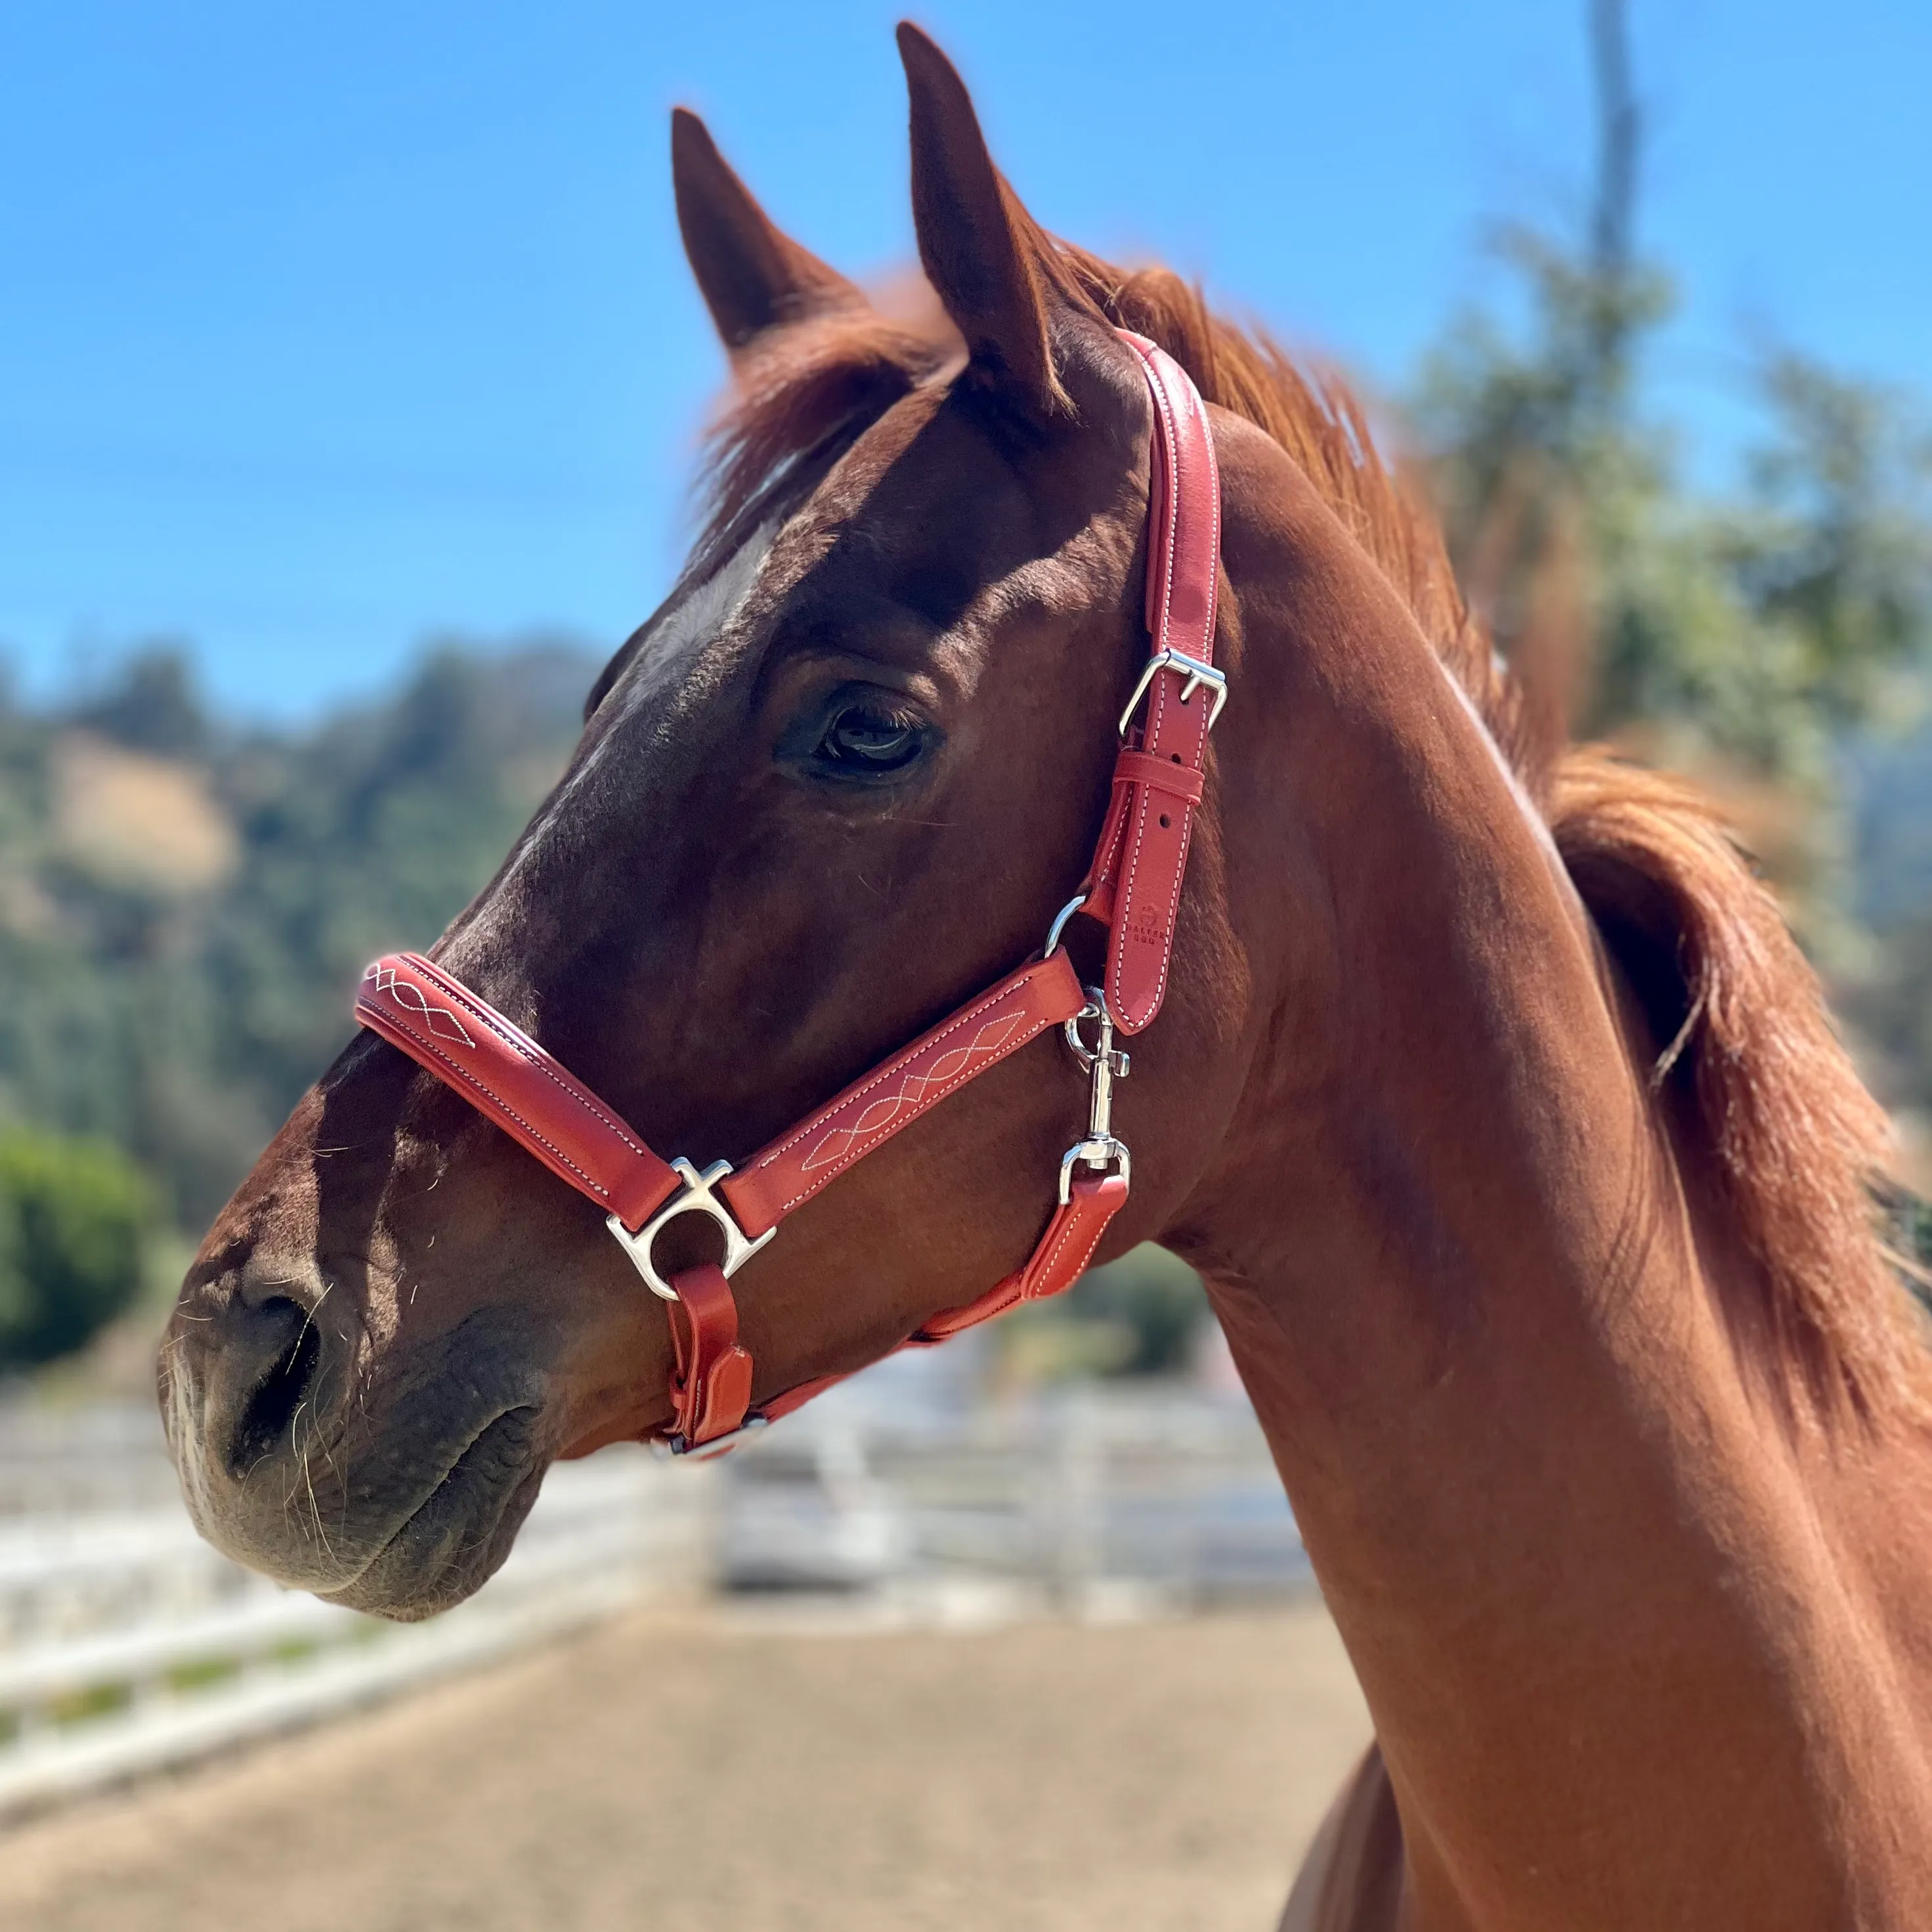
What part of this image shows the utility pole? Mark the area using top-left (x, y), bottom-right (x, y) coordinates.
top-left (1584, 0), bottom-right (1641, 418)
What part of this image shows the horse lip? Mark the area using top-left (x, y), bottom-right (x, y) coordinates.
top-left (320, 1404), bottom-right (545, 1619)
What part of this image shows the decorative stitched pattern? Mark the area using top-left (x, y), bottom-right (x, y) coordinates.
top-left (795, 1012), bottom-right (1027, 1176)
top-left (364, 963), bottom-right (477, 1049)
top-left (390, 955), bottom-right (655, 1159)
top-left (358, 1005), bottom-right (613, 1202)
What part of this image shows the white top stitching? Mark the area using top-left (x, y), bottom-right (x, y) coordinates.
top-left (400, 962), bottom-right (653, 1157)
top-left (746, 965), bottom-right (1054, 1175)
top-left (368, 1010), bottom-right (616, 1201)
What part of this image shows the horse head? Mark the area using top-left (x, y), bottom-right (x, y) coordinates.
top-left (159, 28), bottom-right (1270, 1618)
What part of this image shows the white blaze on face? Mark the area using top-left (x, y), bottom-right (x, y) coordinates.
top-left (502, 520), bottom-right (784, 881)
top-left (607, 520), bottom-right (783, 727)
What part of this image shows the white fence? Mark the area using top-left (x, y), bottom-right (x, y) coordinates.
top-left (723, 1383), bottom-right (1308, 1612)
top-left (0, 1385), bottom-right (1302, 1819)
top-left (0, 1419), bottom-right (709, 1821)
top-left (0, 1404), bottom-right (185, 1515)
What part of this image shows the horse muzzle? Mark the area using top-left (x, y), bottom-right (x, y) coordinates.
top-left (160, 1260), bottom-right (551, 1620)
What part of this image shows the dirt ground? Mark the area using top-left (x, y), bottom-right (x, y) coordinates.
top-left (0, 1600), bottom-right (1371, 1932)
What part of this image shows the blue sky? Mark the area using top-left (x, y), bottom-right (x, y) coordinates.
top-left (3, 1), bottom-right (1927, 718)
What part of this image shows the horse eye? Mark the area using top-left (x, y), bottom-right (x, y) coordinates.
top-left (815, 704), bottom-right (925, 776)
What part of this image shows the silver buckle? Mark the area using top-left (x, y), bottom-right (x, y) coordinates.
top-left (605, 1157), bottom-right (776, 1302)
top-left (1059, 991), bottom-right (1131, 1203)
top-left (651, 1414), bottom-right (770, 1461)
top-left (1060, 1137), bottom-right (1130, 1204)
top-left (1117, 648), bottom-right (1228, 739)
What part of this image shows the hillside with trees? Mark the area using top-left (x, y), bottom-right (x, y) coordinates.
top-left (0, 642), bottom-right (597, 1255)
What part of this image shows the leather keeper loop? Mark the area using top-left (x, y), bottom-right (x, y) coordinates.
top-left (665, 1262), bottom-right (755, 1448)
top-left (1113, 746), bottom-right (1207, 805)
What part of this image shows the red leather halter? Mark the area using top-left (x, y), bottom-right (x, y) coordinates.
top-left (354, 331), bottom-right (1223, 1454)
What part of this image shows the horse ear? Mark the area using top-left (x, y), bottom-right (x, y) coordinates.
top-left (896, 24), bottom-right (1073, 416)
top-left (672, 108), bottom-right (865, 354)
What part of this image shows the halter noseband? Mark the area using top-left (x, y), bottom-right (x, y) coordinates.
top-left (353, 332), bottom-right (1224, 1454)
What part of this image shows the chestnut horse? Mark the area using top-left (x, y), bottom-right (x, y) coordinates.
top-left (160, 26), bottom-right (1932, 1930)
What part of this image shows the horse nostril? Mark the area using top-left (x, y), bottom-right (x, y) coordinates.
top-left (229, 1297), bottom-right (326, 1475)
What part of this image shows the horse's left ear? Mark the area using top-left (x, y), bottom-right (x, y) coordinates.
top-left (672, 107), bottom-right (866, 356)
top-left (897, 23), bottom-right (1076, 418)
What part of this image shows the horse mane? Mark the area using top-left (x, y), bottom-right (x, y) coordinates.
top-left (697, 249), bottom-right (1929, 1423)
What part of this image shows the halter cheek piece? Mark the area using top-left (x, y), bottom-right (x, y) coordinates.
top-left (353, 332), bottom-right (1224, 1455)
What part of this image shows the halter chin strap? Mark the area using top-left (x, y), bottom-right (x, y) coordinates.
top-left (353, 330), bottom-right (1222, 1453)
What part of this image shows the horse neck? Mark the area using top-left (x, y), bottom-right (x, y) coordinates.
top-left (1179, 452), bottom-right (1932, 1925)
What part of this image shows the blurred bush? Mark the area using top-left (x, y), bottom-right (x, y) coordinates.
top-left (1065, 1245), bottom-right (1210, 1375)
top-left (1002, 1244), bottom-right (1209, 1382)
top-left (1416, 278), bottom-right (1932, 797)
top-left (0, 1129), bottom-right (156, 1368)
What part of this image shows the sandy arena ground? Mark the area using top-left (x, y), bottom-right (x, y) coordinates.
top-left (0, 1600), bottom-right (1371, 1932)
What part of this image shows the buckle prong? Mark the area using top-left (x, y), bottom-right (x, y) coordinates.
top-left (1117, 648), bottom-right (1229, 739)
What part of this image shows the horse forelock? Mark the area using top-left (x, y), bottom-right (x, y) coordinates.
top-left (697, 310), bottom-right (958, 574)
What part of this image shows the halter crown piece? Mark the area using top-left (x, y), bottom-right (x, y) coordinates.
top-left (354, 332), bottom-right (1224, 1453)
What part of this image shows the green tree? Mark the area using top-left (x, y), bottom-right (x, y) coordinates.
top-left (1004, 1244), bottom-right (1211, 1381)
top-left (1410, 0), bottom-right (1932, 794)
top-left (1063, 1244), bottom-right (1209, 1376)
top-left (0, 1129), bottom-right (156, 1368)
